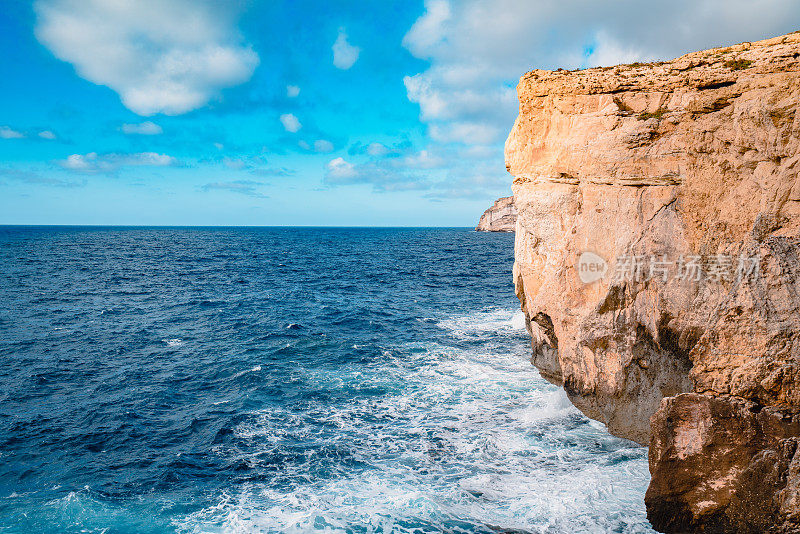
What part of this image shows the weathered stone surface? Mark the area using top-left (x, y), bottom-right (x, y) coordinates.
top-left (647, 393), bottom-right (800, 532)
top-left (506, 32), bottom-right (800, 532)
top-left (476, 196), bottom-right (517, 232)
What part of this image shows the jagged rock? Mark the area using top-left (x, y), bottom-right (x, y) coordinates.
top-left (506, 32), bottom-right (800, 532)
top-left (476, 196), bottom-right (517, 232)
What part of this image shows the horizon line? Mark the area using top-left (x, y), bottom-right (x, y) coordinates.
top-left (0, 224), bottom-right (480, 229)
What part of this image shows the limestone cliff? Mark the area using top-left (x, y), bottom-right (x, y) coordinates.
top-left (506, 32), bottom-right (800, 532)
top-left (476, 196), bottom-right (517, 232)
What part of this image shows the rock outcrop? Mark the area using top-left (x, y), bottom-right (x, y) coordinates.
top-left (476, 196), bottom-right (517, 232)
top-left (506, 32), bottom-right (800, 532)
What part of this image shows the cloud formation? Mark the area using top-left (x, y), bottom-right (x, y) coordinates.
top-left (325, 156), bottom-right (427, 192)
top-left (35, 0), bottom-right (259, 116)
top-left (313, 140), bottom-right (334, 153)
top-left (58, 151), bottom-right (177, 173)
top-left (0, 126), bottom-right (24, 139)
top-left (280, 113), bottom-right (301, 133)
top-left (206, 154), bottom-right (294, 178)
top-left (324, 143), bottom-right (507, 197)
top-left (366, 143), bottom-right (390, 157)
top-left (402, 0), bottom-right (800, 145)
top-left (121, 121), bottom-right (163, 135)
top-left (0, 167), bottom-right (83, 188)
top-left (332, 28), bottom-right (360, 69)
top-left (200, 179), bottom-right (268, 198)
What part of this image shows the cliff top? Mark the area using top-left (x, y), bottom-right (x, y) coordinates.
top-left (520, 31), bottom-right (800, 97)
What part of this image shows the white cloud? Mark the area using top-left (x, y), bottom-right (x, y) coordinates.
top-left (209, 155), bottom-right (289, 177)
top-left (314, 140), bottom-right (334, 153)
top-left (280, 113), bottom-right (301, 133)
top-left (402, 0), bottom-right (450, 56)
top-left (121, 121), bottom-right (163, 135)
top-left (38, 130), bottom-right (57, 140)
top-left (367, 143), bottom-right (389, 157)
top-left (397, 149), bottom-right (445, 169)
top-left (286, 85), bottom-right (300, 98)
top-left (130, 152), bottom-right (176, 166)
top-left (34, 0), bottom-right (259, 116)
top-left (1, 167), bottom-right (84, 188)
top-left (429, 122), bottom-right (502, 145)
top-left (585, 31), bottom-right (646, 68)
top-left (58, 151), bottom-right (177, 172)
top-left (62, 153), bottom-right (96, 171)
top-left (326, 157), bottom-right (357, 180)
top-left (325, 143), bottom-right (508, 197)
top-left (201, 179), bottom-right (268, 198)
top-left (425, 168), bottom-right (511, 200)
top-left (324, 155), bottom-right (429, 192)
top-left (298, 140), bottom-right (311, 150)
top-left (460, 144), bottom-right (498, 159)
top-left (332, 28), bottom-right (360, 70)
top-left (402, 0), bottom-right (800, 145)
top-left (0, 126), bottom-right (24, 139)
top-left (403, 72), bottom-right (515, 123)
top-left (222, 157), bottom-right (248, 170)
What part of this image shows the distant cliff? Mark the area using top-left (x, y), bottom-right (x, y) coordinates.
top-left (476, 196), bottom-right (516, 232)
top-left (506, 32), bottom-right (800, 532)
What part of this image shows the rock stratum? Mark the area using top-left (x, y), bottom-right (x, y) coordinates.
top-left (476, 196), bottom-right (517, 232)
top-left (506, 32), bottom-right (800, 532)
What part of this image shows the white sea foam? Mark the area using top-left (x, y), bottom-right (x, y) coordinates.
top-left (163, 338), bottom-right (184, 348)
top-left (435, 307), bottom-right (527, 339)
top-left (177, 308), bottom-right (653, 533)
top-left (231, 365), bottom-right (263, 379)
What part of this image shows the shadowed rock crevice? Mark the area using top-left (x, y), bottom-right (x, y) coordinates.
top-left (529, 312), bottom-right (562, 386)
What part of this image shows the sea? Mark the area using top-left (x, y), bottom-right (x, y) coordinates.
top-left (0, 226), bottom-right (654, 533)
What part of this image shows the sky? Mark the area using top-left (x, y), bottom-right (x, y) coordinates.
top-left (1, 0), bottom-right (799, 226)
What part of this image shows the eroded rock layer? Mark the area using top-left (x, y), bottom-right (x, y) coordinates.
top-left (506, 32), bottom-right (800, 532)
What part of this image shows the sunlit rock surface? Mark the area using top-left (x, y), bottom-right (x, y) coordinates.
top-left (506, 32), bottom-right (800, 532)
top-left (476, 196), bottom-right (517, 232)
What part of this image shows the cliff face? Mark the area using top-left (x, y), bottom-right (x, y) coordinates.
top-left (506, 32), bottom-right (800, 532)
top-left (476, 196), bottom-right (517, 231)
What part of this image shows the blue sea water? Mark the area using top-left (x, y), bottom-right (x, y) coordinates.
top-left (0, 227), bottom-right (654, 533)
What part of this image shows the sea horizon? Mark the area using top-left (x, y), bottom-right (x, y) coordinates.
top-left (0, 225), bottom-right (478, 229)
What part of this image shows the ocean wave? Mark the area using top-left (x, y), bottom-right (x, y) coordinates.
top-left (435, 308), bottom-right (527, 339)
top-left (178, 335), bottom-right (653, 533)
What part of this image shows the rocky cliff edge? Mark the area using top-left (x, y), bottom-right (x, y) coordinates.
top-left (506, 32), bottom-right (800, 532)
top-left (476, 196), bottom-right (517, 232)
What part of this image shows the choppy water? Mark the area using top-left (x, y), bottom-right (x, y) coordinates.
top-left (0, 227), bottom-right (654, 533)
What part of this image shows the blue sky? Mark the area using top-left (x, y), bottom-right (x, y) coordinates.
top-left (1, 0), bottom-right (799, 226)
